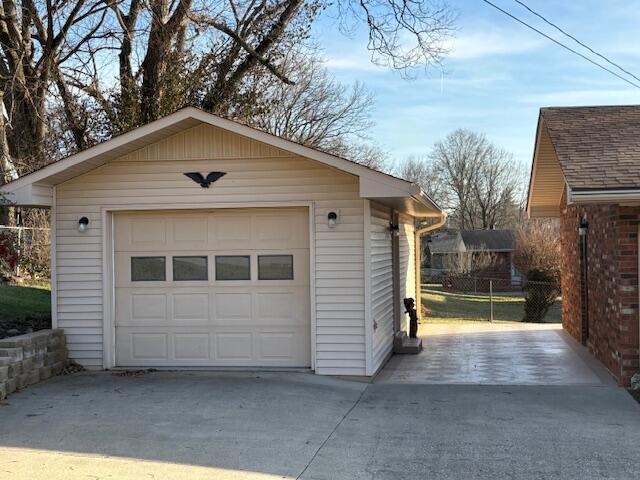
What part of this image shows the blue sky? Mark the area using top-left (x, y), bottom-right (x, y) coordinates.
top-left (312, 0), bottom-right (640, 169)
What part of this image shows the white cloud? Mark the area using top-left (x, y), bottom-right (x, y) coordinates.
top-left (324, 55), bottom-right (385, 72)
top-left (445, 28), bottom-right (544, 60)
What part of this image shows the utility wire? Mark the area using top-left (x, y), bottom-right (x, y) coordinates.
top-left (511, 0), bottom-right (640, 84)
top-left (479, 0), bottom-right (640, 89)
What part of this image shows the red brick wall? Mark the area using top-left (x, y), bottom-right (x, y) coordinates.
top-left (560, 197), bottom-right (640, 385)
top-left (559, 200), bottom-right (582, 342)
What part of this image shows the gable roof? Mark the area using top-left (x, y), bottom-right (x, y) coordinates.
top-left (0, 107), bottom-right (442, 217)
top-left (527, 105), bottom-right (640, 217)
top-left (460, 230), bottom-right (514, 252)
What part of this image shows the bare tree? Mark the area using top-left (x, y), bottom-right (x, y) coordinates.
top-left (513, 219), bottom-right (561, 322)
top-left (512, 219), bottom-right (560, 279)
top-left (0, 0), bottom-right (110, 176)
top-left (1, 0), bottom-right (456, 173)
top-left (442, 248), bottom-right (495, 276)
top-left (61, 0), bottom-right (455, 135)
top-left (395, 155), bottom-right (448, 206)
top-left (245, 54), bottom-right (387, 169)
top-left (430, 129), bottom-right (524, 230)
top-left (336, 0), bottom-right (456, 73)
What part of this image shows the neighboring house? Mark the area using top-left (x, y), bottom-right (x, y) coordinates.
top-left (527, 105), bottom-right (640, 385)
top-left (0, 107), bottom-right (444, 377)
top-left (425, 229), bottom-right (520, 286)
top-left (423, 229), bottom-right (465, 272)
top-left (460, 230), bottom-right (518, 285)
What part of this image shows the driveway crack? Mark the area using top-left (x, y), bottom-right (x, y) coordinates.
top-left (296, 384), bottom-right (369, 479)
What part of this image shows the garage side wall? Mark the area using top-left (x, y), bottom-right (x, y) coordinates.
top-left (53, 123), bottom-right (366, 375)
top-left (370, 202), bottom-right (393, 373)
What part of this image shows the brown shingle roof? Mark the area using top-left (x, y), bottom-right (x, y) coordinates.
top-left (540, 105), bottom-right (640, 190)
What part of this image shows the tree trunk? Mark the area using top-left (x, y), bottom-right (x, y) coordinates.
top-left (139, 0), bottom-right (191, 124)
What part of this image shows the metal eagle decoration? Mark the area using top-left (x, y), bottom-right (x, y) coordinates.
top-left (183, 172), bottom-right (226, 188)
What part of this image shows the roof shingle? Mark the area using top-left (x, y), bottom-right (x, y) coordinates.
top-left (540, 105), bottom-right (640, 190)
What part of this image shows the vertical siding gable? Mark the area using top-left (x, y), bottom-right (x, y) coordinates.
top-left (115, 123), bottom-right (296, 162)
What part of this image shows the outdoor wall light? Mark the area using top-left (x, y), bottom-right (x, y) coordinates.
top-left (327, 211), bottom-right (338, 228)
top-left (578, 216), bottom-right (588, 236)
top-left (389, 222), bottom-right (400, 237)
top-left (78, 216), bottom-right (89, 233)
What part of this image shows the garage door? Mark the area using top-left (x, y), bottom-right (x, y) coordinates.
top-left (113, 208), bottom-right (310, 367)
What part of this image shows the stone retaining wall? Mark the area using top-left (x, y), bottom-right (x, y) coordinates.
top-left (0, 329), bottom-right (67, 399)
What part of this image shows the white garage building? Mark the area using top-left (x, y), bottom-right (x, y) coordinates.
top-left (0, 108), bottom-right (444, 376)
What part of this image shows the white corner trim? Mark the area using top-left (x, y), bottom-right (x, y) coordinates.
top-left (308, 202), bottom-right (317, 372)
top-left (101, 208), bottom-right (115, 369)
top-left (50, 186), bottom-right (57, 329)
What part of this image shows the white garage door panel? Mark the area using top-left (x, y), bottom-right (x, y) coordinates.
top-left (114, 208), bottom-right (310, 368)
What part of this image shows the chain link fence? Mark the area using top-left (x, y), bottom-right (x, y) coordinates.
top-left (0, 225), bottom-right (51, 280)
top-left (422, 272), bottom-right (561, 323)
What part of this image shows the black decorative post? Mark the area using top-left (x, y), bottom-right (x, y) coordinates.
top-left (404, 298), bottom-right (418, 339)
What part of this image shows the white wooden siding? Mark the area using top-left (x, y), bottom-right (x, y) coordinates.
top-left (54, 123), bottom-right (366, 375)
top-left (398, 214), bottom-right (416, 332)
top-left (370, 202), bottom-right (393, 373)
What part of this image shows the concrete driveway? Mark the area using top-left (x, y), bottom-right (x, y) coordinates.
top-left (377, 323), bottom-right (614, 385)
top-left (1, 323), bottom-right (639, 480)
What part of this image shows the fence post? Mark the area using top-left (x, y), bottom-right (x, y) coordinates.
top-left (489, 279), bottom-right (493, 322)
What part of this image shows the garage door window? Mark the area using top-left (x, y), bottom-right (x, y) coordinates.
top-left (215, 256), bottom-right (250, 280)
top-left (131, 256), bottom-right (166, 281)
top-left (258, 255), bottom-right (294, 280)
top-left (173, 256), bottom-right (208, 281)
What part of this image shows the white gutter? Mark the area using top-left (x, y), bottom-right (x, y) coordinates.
top-left (570, 188), bottom-right (640, 204)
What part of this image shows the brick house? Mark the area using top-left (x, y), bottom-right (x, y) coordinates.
top-left (527, 105), bottom-right (640, 385)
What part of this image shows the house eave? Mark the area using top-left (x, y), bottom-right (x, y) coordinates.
top-left (366, 188), bottom-right (443, 218)
top-left (0, 183), bottom-right (53, 207)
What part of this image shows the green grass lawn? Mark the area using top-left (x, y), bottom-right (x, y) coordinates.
top-left (0, 284), bottom-right (51, 318)
top-left (421, 285), bottom-right (562, 324)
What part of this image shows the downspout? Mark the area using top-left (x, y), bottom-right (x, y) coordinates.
top-left (414, 212), bottom-right (447, 320)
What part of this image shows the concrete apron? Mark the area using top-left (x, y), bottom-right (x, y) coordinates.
top-left (1, 323), bottom-right (639, 480)
top-left (0, 371), bottom-right (367, 480)
top-left (376, 323), bottom-right (616, 385)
